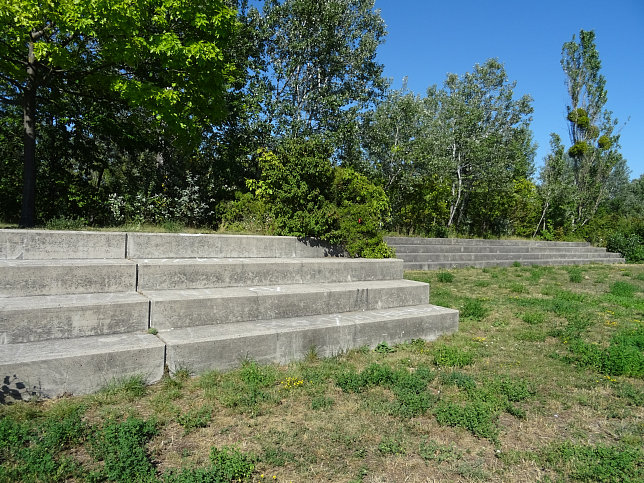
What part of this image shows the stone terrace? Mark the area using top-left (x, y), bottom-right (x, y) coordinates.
top-left (0, 230), bottom-right (458, 401)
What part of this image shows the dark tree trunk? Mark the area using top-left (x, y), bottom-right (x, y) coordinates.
top-left (20, 40), bottom-right (38, 228)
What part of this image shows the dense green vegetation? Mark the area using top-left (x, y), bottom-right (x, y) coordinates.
top-left (1, 1), bottom-right (641, 258)
top-left (1, 264), bottom-right (642, 481)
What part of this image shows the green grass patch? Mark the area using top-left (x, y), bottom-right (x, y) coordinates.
top-left (437, 271), bottom-right (454, 283)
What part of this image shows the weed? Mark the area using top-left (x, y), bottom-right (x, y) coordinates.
top-left (434, 401), bottom-right (498, 441)
top-left (98, 374), bottom-right (147, 400)
top-left (521, 311), bottom-right (546, 325)
top-left (177, 405), bottom-right (212, 434)
top-left (378, 436), bottom-right (405, 455)
top-left (507, 282), bottom-right (527, 293)
top-left (164, 446), bottom-right (256, 482)
top-left (440, 371), bottom-right (477, 391)
top-left (535, 442), bottom-right (643, 482)
top-left (433, 345), bottom-right (474, 367)
top-left (461, 298), bottom-right (489, 320)
top-left (512, 261), bottom-right (521, 267)
top-left (89, 416), bottom-right (158, 481)
top-left (147, 327), bottom-right (158, 335)
top-left (437, 271), bottom-right (454, 283)
top-left (568, 268), bottom-right (583, 283)
top-left (419, 439), bottom-right (463, 463)
top-left (311, 395), bottom-right (334, 410)
top-left (610, 281), bottom-right (638, 298)
top-left (636, 273), bottom-right (644, 281)
top-left (262, 446), bottom-right (294, 466)
top-left (374, 341), bottom-right (395, 353)
top-left (615, 382), bottom-right (644, 406)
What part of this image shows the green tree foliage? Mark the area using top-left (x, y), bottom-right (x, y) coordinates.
top-left (0, 0), bottom-right (238, 226)
top-left (254, 0), bottom-right (386, 153)
top-left (363, 59), bottom-right (536, 237)
top-left (245, 138), bottom-right (393, 257)
top-left (538, 30), bottom-right (626, 234)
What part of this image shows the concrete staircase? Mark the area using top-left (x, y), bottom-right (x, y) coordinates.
top-left (385, 236), bottom-right (625, 270)
top-left (0, 230), bottom-right (458, 401)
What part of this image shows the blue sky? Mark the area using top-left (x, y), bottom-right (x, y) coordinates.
top-left (373, 0), bottom-right (644, 180)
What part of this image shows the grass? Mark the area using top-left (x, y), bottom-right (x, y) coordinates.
top-left (1, 264), bottom-right (643, 482)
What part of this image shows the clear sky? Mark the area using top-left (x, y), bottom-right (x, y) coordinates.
top-left (373, 0), bottom-right (644, 180)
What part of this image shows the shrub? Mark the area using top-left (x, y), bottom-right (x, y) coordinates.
top-left (607, 232), bottom-right (644, 263)
top-left (243, 139), bottom-right (394, 258)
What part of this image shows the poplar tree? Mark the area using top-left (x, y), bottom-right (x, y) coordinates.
top-left (540, 29), bottom-right (625, 232)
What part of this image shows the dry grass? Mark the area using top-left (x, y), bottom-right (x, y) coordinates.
top-left (1, 264), bottom-right (643, 482)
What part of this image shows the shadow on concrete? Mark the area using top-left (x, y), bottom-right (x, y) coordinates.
top-left (1, 375), bottom-right (40, 404)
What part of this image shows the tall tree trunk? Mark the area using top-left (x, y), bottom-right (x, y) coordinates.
top-left (20, 40), bottom-right (38, 228)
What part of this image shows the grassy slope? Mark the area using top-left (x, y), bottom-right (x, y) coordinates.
top-left (1, 264), bottom-right (642, 482)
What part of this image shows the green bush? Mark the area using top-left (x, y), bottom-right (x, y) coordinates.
top-left (243, 139), bottom-right (394, 258)
top-left (607, 232), bottom-right (644, 263)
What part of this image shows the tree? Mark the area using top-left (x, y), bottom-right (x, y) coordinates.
top-left (421, 59), bottom-right (535, 234)
top-left (0, 0), bottom-right (238, 226)
top-left (361, 82), bottom-right (427, 224)
top-left (540, 29), bottom-right (625, 231)
top-left (255, 0), bottom-right (386, 150)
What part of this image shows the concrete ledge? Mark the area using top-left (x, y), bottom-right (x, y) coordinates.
top-left (404, 258), bottom-right (625, 271)
top-left (0, 230), bottom-right (126, 260)
top-left (385, 236), bottom-right (590, 247)
top-left (0, 292), bottom-right (149, 344)
top-left (145, 280), bottom-right (429, 330)
top-left (0, 333), bottom-right (165, 399)
top-left (0, 259), bottom-right (137, 297)
top-left (399, 252), bottom-right (622, 263)
top-left (136, 258), bottom-right (404, 291)
top-left (127, 233), bottom-right (342, 259)
top-left (160, 304), bottom-right (459, 374)
top-left (393, 245), bottom-right (612, 254)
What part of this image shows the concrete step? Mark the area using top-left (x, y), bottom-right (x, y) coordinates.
top-left (403, 258), bottom-right (625, 271)
top-left (393, 244), bottom-right (611, 254)
top-left (0, 292), bottom-right (149, 344)
top-left (0, 230), bottom-right (340, 261)
top-left (160, 304), bottom-right (459, 374)
top-left (136, 257), bottom-right (403, 291)
top-left (398, 252), bottom-right (622, 263)
top-left (0, 230), bottom-right (126, 260)
top-left (0, 332), bottom-right (165, 399)
top-left (145, 280), bottom-right (429, 330)
top-left (385, 236), bottom-right (590, 247)
top-left (0, 259), bottom-right (137, 297)
top-left (127, 233), bottom-right (339, 259)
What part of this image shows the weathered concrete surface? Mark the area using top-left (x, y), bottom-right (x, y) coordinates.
top-left (385, 236), bottom-right (591, 247)
top-left (161, 304), bottom-right (458, 374)
top-left (0, 292), bottom-right (149, 344)
top-left (400, 252), bottom-right (622, 263)
top-left (0, 230), bottom-right (126, 260)
top-left (136, 258), bottom-right (403, 290)
top-left (393, 244), bottom-right (614, 254)
top-left (385, 236), bottom-right (625, 270)
top-left (145, 280), bottom-right (429, 330)
top-left (127, 233), bottom-right (342, 259)
top-left (404, 258), bottom-right (624, 271)
top-left (0, 259), bottom-right (137, 297)
top-left (0, 333), bottom-right (165, 398)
